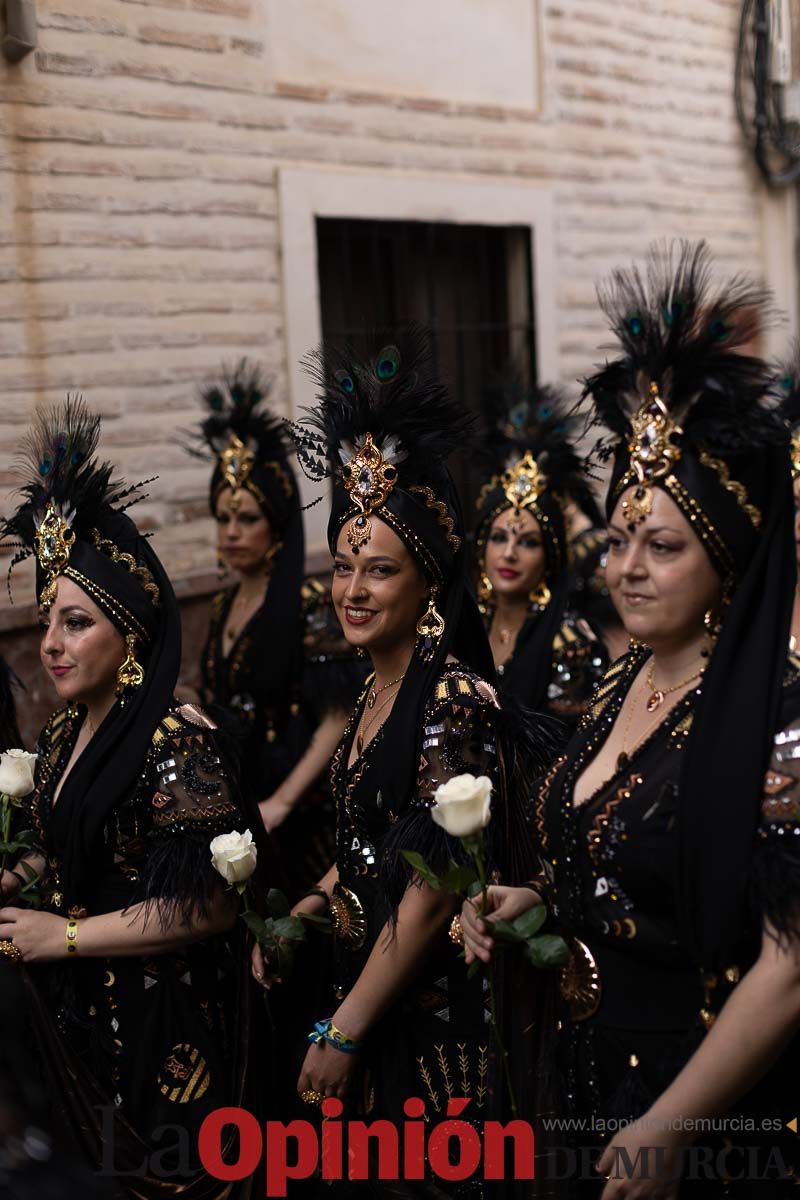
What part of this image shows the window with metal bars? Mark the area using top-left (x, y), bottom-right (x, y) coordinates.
top-left (315, 217), bottom-right (537, 517)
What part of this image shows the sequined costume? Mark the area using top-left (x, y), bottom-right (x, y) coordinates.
top-left (328, 664), bottom-right (500, 1128)
top-left (26, 702), bottom-right (251, 1177)
top-left (538, 648), bottom-right (800, 1195)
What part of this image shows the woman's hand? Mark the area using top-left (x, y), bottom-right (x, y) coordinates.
top-left (297, 1040), bottom-right (359, 1102)
top-left (259, 793), bottom-right (294, 833)
top-left (597, 1118), bottom-right (684, 1199)
top-left (0, 908), bottom-right (69, 962)
top-left (250, 892), bottom-right (326, 989)
top-left (461, 885), bottom-right (541, 964)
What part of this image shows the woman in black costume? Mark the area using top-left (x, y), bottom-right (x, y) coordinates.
top-left (462, 242), bottom-right (800, 1197)
top-left (192, 363), bottom-right (361, 898)
top-left (0, 400), bottom-right (256, 1199)
top-left (253, 329), bottom-right (552, 1191)
top-left (474, 384), bottom-right (607, 733)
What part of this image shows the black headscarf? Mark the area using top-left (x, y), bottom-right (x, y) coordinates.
top-left (474, 383), bottom-right (595, 709)
top-left (1, 399), bottom-right (181, 913)
top-left (583, 240), bottom-right (794, 970)
top-left (190, 361), bottom-right (305, 712)
top-left (292, 326), bottom-right (495, 819)
top-left (777, 343), bottom-right (800, 481)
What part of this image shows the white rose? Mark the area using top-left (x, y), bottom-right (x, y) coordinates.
top-left (431, 774), bottom-right (493, 839)
top-left (0, 750), bottom-right (38, 799)
top-left (210, 829), bottom-right (258, 885)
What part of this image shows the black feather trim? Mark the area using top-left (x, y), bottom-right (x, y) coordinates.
top-left (750, 833), bottom-right (800, 947)
top-left (187, 358), bottom-right (291, 467)
top-left (131, 830), bottom-right (221, 933)
top-left (582, 240), bottom-right (783, 455)
top-left (0, 396), bottom-right (154, 594)
top-left (776, 340), bottom-right (800, 429)
top-left (292, 324), bottom-right (475, 487)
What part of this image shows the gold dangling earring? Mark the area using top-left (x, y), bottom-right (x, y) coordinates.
top-left (528, 580), bottom-right (552, 610)
top-left (477, 571), bottom-right (493, 608)
top-left (702, 606), bottom-right (723, 658)
top-left (116, 634), bottom-right (145, 703)
top-left (416, 586), bottom-right (445, 663)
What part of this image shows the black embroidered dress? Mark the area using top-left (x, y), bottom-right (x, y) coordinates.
top-left (26, 701), bottom-right (251, 1183)
top-left (538, 647), bottom-right (800, 1195)
top-left (328, 663), bottom-right (502, 1126)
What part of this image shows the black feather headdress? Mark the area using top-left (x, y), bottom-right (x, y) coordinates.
top-left (475, 380), bottom-right (600, 577)
top-left (292, 325), bottom-right (473, 580)
top-left (0, 396), bottom-right (182, 918)
top-left (1, 397), bottom-right (161, 633)
top-left (189, 359), bottom-right (297, 529)
top-left (583, 240), bottom-right (785, 578)
top-left (577, 241), bottom-right (796, 980)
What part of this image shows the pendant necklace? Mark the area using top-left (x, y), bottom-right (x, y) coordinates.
top-left (644, 658), bottom-right (705, 712)
top-left (366, 672), bottom-right (406, 709)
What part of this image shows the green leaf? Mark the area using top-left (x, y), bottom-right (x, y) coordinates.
top-left (511, 905), bottom-right (547, 939)
top-left (524, 934), bottom-right (571, 970)
top-left (265, 888), bottom-right (290, 918)
top-left (466, 880), bottom-right (484, 900)
top-left (466, 958), bottom-right (482, 980)
top-left (491, 919), bottom-right (524, 943)
top-left (272, 916), bottom-right (305, 942)
top-left (441, 864), bottom-right (477, 895)
top-left (240, 910), bottom-right (268, 940)
top-left (400, 850), bottom-right (442, 889)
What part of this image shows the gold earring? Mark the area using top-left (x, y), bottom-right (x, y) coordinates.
top-left (477, 572), bottom-right (494, 608)
top-left (116, 634), bottom-right (144, 702)
top-left (416, 587), bottom-right (445, 663)
top-left (529, 580), bottom-right (551, 610)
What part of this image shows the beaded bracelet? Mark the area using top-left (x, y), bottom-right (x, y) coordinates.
top-left (307, 1017), bottom-right (362, 1054)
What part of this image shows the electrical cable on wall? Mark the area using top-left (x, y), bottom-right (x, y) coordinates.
top-left (736, 0), bottom-right (800, 186)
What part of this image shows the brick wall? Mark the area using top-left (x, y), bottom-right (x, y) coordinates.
top-left (0, 0), bottom-right (783, 736)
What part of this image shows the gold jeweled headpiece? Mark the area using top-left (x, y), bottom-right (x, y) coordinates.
top-left (34, 502), bottom-right (76, 608)
top-left (499, 449), bottom-right (547, 513)
top-left (621, 382), bottom-right (684, 526)
top-left (218, 433), bottom-right (256, 506)
top-left (341, 432), bottom-right (399, 551)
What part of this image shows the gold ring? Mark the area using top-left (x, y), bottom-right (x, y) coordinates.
top-left (449, 914), bottom-right (465, 947)
top-left (300, 1089), bottom-right (323, 1106)
top-left (0, 939), bottom-right (21, 964)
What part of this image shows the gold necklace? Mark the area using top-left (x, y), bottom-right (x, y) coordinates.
top-left (356, 682), bottom-right (402, 755)
top-left (366, 672), bottom-right (406, 709)
top-left (645, 658), bottom-right (705, 712)
top-left (617, 661), bottom-right (703, 769)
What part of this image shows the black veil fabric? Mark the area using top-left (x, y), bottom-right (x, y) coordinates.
top-left (50, 530), bottom-right (182, 913)
top-left (675, 447), bottom-right (795, 968)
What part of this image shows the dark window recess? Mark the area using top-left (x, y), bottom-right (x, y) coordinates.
top-left (315, 217), bottom-right (537, 518)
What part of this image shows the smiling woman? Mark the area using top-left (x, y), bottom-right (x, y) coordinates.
top-left (251, 327), bottom-right (556, 1185)
top-left (0, 398), bottom-right (261, 1199)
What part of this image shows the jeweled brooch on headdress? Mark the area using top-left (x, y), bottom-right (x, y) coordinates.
top-left (218, 432), bottom-right (256, 504)
top-left (340, 432), bottom-right (399, 550)
top-left (622, 382), bottom-right (683, 525)
top-left (500, 449), bottom-right (547, 513)
top-left (34, 502), bottom-right (76, 608)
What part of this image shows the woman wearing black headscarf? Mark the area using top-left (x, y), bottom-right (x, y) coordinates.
top-left (192, 363), bottom-right (362, 898)
top-left (474, 385), bottom-right (607, 734)
top-left (0, 400), bottom-right (257, 1198)
top-left (461, 243), bottom-right (800, 1197)
top-left (252, 329), bottom-right (554, 1168)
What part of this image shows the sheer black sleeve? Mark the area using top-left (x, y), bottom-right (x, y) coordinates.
top-left (379, 668), bottom-right (502, 911)
top-left (135, 704), bottom-right (243, 930)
